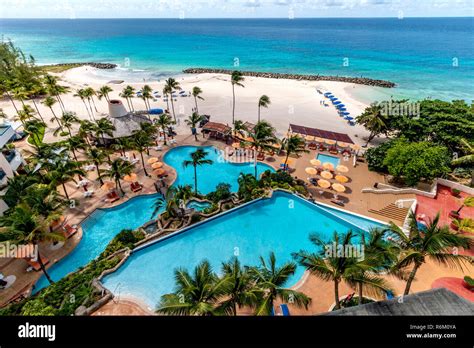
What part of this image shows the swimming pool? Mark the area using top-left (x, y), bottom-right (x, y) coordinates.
top-left (164, 145), bottom-right (275, 194)
top-left (101, 191), bottom-right (386, 307)
top-left (317, 153), bottom-right (340, 168)
top-left (34, 193), bottom-right (162, 292)
top-left (186, 200), bottom-right (212, 211)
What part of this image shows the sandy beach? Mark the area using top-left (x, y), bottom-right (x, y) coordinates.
top-left (0, 66), bottom-right (376, 145)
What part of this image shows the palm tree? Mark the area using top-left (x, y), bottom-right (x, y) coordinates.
top-left (185, 112), bottom-right (202, 141)
top-left (2, 174), bottom-right (39, 208)
top-left (46, 161), bottom-right (85, 200)
top-left (0, 204), bottom-right (64, 284)
top-left (23, 183), bottom-right (65, 222)
top-left (243, 121), bottom-right (278, 178)
top-left (162, 86), bottom-right (170, 112)
top-left (94, 118), bottom-right (116, 152)
top-left (248, 252), bottom-right (311, 315)
top-left (65, 135), bottom-right (86, 161)
top-left (156, 113), bottom-right (173, 145)
top-left (86, 147), bottom-right (107, 185)
top-left (131, 130), bottom-right (154, 176)
top-left (183, 149), bottom-right (213, 194)
top-left (192, 86), bottom-right (204, 113)
top-left (451, 138), bottom-right (474, 186)
top-left (97, 85), bottom-right (113, 103)
top-left (56, 111), bottom-right (80, 139)
top-left (42, 96), bottom-right (62, 131)
top-left (120, 85), bottom-right (135, 112)
top-left (73, 89), bottom-right (93, 120)
top-left (111, 137), bottom-right (131, 157)
top-left (44, 74), bottom-right (68, 112)
top-left (156, 260), bottom-right (230, 316)
top-left (27, 84), bottom-right (46, 123)
top-left (83, 87), bottom-right (98, 114)
top-left (454, 196), bottom-right (474, 215)
top-left (15, 104), bottom-right (35, 126)
top-left (293, 231), bottom-right (362, 310)
top-left (257, 95), bottom-right (271, 122)
top-left (230, 71), bottom-right (245, 125)
top-left (140, 85), bottom-right (153, 113)
top-left (151, 186), bottom-right (178, 219)
top-left (281, 134), bottom-right (308, 167)
top-left (220, 257), bottom-right (259, 315)
top-left (356, 103), bottom-right (389, 146)
top-left (101, 158), bottom-right (135, 195)
top-left (164, 78), bottom-right (181, 122)
top-left (78, 120), bottom-right (96, 147)
top-left (232, 119), bottom-right (247, 139)
top-left (24, 119), bottom-right (46, 148)
top-left (386, 212), bottom-right (472, 295)
top-left (174, 184), bottom-right (194, 215)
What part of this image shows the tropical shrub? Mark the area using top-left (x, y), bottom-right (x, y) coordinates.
top-left (365, 140), bottom-right (395, 173)
top-left (100, 229), bottom-right (146, 258)
top-left (206, 183), bottom-right (232, 203)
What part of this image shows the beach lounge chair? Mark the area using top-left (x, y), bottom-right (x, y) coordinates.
top-left (26, 255), bottom-right (50, 272)
top-left (62, 224), bottom-right (78, 239)
top-left (331, 199), bottom-right (344, 207)
top-left (308, 143), bottom-right (317, 150)
top-left (106, 190), bottom-right (120, 203)
top-left (257, 152), bottom-right (265, 161)
top-left (329, 146), bottom-right (338, 155)
top-left (131, 182), bottom-right (143, 192)
top-left (280, 304), bottom-right (290, 316)
top-left (318, 144), bottom-right (326, 151)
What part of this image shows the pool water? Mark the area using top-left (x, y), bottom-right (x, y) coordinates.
top-left (34, 193), bottom-right (162, 292)
top-left (317, 154), bottom-right (340, 168)
top-left (102, 191), bottom-right (385, 307)
top-left (187, 200), bottom-right (212, 212)
top-left (164, 146), bottom-right (275, 194)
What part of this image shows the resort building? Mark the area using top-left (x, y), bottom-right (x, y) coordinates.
top-left (0, 120), bottom-right (26, 215)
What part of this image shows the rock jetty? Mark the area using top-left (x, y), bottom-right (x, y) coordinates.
top-left (183, 68), bottom-right (396, 88)
top-left (50, 62), bottom-right (117, 69)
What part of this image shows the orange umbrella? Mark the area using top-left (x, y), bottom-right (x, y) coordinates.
top-left (324, 139), bottom-right (336, 145)
top-left (337, 142), bottom-right (349, 148)
top-left (147, 157), bottom-right (159, 164)
top-left (317, 179), bottom-right (331, 189)
top-left (332, 183), bottom-right (346, 193)
top-left (350, 144), bottom-right (361, 151)
top-left (231, 142), bottom-right (241, 148)
top-left (322, 162), bottom-right (334, 171)
top-left (101, 181), bottom-right (115, 191)
top-left (320, 170), bottom-right (333, 180)
top-left (310, 159), bottom-right (321, 166)
top-left (153, 168), bottom-right (165, 176)
top-left (335, 175), bottom-right (349, 183)
top-left (123, 173), bottom-right (138, 182)
top-left (281, 158), bottom-right (296, 168)
top-left (152, 162), bottom-right (163, 169)
top-left (336, 165), bottom-right (349, 173)
top-left (305, 135), bottom-right (315, 141)
top-left (305, 167), bottom-right (317, 175)
top-left (314, 137), bottom-right (324, 143)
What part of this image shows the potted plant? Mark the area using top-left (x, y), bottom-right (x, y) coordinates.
top-left (463, 276), bottom-right (474, 291)
top-left (450, 188), bottom-right (461, 197)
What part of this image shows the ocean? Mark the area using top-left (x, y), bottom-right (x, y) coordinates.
top-left (1, 18), bottom-right (473, 101)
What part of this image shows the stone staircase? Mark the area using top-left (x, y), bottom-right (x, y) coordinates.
top-left (368, 203), bottom-right (409, 224)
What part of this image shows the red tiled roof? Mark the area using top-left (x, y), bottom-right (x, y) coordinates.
top-left (202, 122), bottom-right (232, 134)
top-left (289, 124), bottom-right (354, 144)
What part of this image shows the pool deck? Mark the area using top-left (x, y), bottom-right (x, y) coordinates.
top-left (1, 133), bottom-right (472, 314)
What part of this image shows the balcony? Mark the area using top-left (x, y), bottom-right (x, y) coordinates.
top-left (0, 125), bottom-right (15, 149)
top-left (2, 149), bottom-right (23, 171)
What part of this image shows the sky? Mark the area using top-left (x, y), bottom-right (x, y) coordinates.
top-left (0, 0), bottom-right (473, 18)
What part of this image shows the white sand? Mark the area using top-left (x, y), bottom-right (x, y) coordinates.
top-left (0, 66), bottom-right (377, 145)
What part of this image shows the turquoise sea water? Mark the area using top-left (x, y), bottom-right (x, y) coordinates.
top-left (102, 191), bottom-right (386, 307)
top-left (34, 193), bottom-right (162, 292)
top-left (164, 145), bottom-right (275, 194)
top-left (1, 18), bottom-right (473, 101)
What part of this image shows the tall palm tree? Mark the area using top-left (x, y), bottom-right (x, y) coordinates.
top-left (151, 186), bottom-right (178, 219)
top-left (164, 78), bottom-right (181, 122)
top-left (97, 85), bottom-right (113, 103)
top-left (243, 121), bottom-right (278, 178)
top-left (24, 119), bottom-right (46, 148)
top-left (386, 212), bottom-right (472, 295)
top-left (356, 103), bottom-right (389, 146)
top-left (101, 158), bottom-right (135, 195)
top-left (73, 89), bottom-right (93, 120)
top-left (86, 147), bottom-right (107, 185)
top-left (162, 86), bottom-right (170, 112)
top-left (120, 85), bottom-right (135, 112)
top-left (257, 95), bottom-right (271, 123)
top-left (281, 134), bottom-right (308, 167)
top-left (56, 111), bottom-right (80, 139)
top-left (183, 148), bottom-right (213, 194)
top-left (140, 85), bottom-right (153, 113)
top-left (185, 112), bottom-right (202, 141)
top-left (156, 113), bottom-right (173, 145)
top-left (111, 137), bottom-right (131, 157)
top-left (131, 130), bottom-right (154, 176)
top-left (42, 96), bottom-right (62, 131)
top-left (232, 119), bottom-right (247, 139)
top-left (27, 84), bottom-right (46, 123)
top-left (156, 260), bottom-right (230, 316)
top-left (65, 135), bottom-right (86, 161)
top-left (83, 87), bottom-right (98, 114)
top-left (78, 120), bottom-right (96, 147)
top-left (15, 104), bottom-right (35, 126)
top-left (46, 161), bottom-right (85, 200)
top-left (94, 118), bottom-right (115, 151)
top-left (44, 74), bottom-right (68, 112)
top-left (2, 174), bottom-right (39, 208)
top-left (0, 204), bottom-right (64, 284)
top-left (192, 86), bottom-right (204, 113)
top-left (230, 71), bottom-right (245, 125)
top-left (248, 252), bottom-right (311, 315)
top-left (451, 138), bottom-right (474, 186)
top-left (23, 183), bottom-right (65, 222)
top-left (293, 231), bottom-right (362, 310)
top-left (220, 257), bottom-right (260, 316)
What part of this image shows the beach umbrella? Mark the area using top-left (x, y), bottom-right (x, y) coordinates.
top-left (336, 165), bottom-right (349, 173)
top-left (101, 181), bottom-right (115, 191)
top-left (350, 144), bottom-right (361, 151)
top-left (317, 179), bottom-right (331, 189)
top-left (231, 142), bottom-right (241, 148)
top-left (322, 162), bottom-right (335, 171)
top-left (332, 183), bottom-right (346, 193)
top-left (338, 108), bottom-right (347, 112)
top-left (337, 142), bottom-right (349, 148)
top-left (335, 175), bottom-right (349, 183)
top-left (324, 139), bottom-right (336, 145)
top-left (152, 162), bottom-right (164, 169)
top-left (345, 116), bottom-right (354, 121)
top-left (305, 135), bottom-right (315, 141)
top-left (320, 170), bottom-right (333, 180)
top-left (324, 92), bottom-right (333, 97)
top-left (336, 104), bottom-right (346, 108)
top-left (310, 159), bottom-right (321, 166)
top-left (342, 112), bottom-right (350, 116)
top-left (153, 168), bottom-right (166, 176)
top-left (314, 137), bottom-right (324, 143)
top-left (305, 167), bottom-right (317, 175)
top-left (333, 101), bottom-right (342, 105)
top-left (281, 158), bottom-right (296, 168)
top-left (147, 157), bottom-right (159, 164)
top-left (123, 173), bottom-right (138, 182)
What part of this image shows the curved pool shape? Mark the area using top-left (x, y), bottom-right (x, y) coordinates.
top-left (317, 153), bottom-right (340, 168)
top-left (34, 193), bottom-right (162, 292)
top-left (164, 145), bottom-right (275, 194)
top-left (102, 191), bottom-right (385, 308)
top-left (187, 200), bottom-right (212, 212)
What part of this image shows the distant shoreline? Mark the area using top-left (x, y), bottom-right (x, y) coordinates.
top-left (183, 68), bottom-right (396, 88)
top-left (40, 62), bottom-right (117, 73)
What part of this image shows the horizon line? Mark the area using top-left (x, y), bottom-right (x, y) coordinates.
top-left (1, 16), bottom-right (473, 19)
